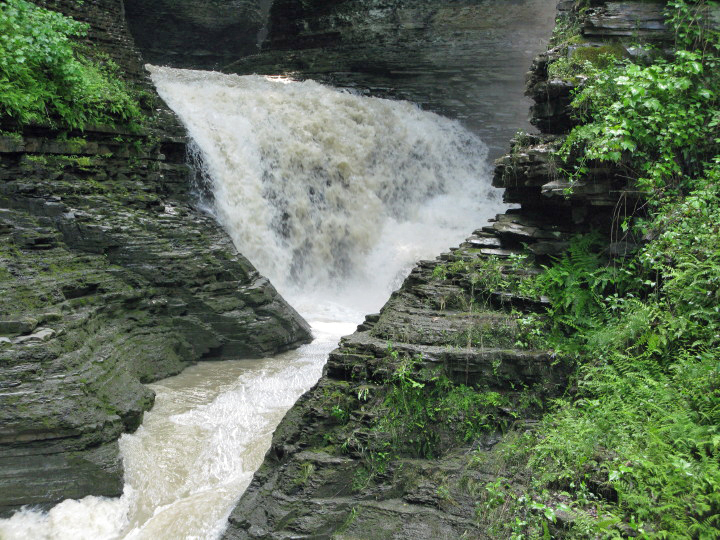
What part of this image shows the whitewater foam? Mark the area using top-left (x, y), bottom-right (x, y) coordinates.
top-left (149, 67), bottom-right (504, 309)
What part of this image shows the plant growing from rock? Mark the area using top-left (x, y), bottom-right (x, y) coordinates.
top-left (0, 0), bottom-right (142, 129)
top-left (491, 2), bottom-right (720, 536)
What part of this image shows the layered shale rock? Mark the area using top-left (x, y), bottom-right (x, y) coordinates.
top-left (223, 240), bottom-right (568, 538)
top-left (0, 0), bottom-right (311, 516)
top-left (229, 0), bottom-right (558, 159)
top-left (124, 0), bottom-right (273, 69)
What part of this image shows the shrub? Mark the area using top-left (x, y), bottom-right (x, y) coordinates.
top-left (508, 2), bottom-right (720, 536)
top-left (0, 0), bottom-right (141, 129)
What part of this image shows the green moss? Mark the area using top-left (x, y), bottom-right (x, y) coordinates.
top-left (452, 320), bottom-right (520, 349)
top-left (571, 43), bottom-right (627, 67)
top-left (548, 44), bottom-right (628, 83)
top-left (64, 137), bottom-right (88, 153)
top-left (24, 154), bottom-right (48, 164)
top-left (293, 462), bottom-right (316, 486)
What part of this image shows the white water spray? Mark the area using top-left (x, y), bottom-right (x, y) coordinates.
top-left (150, 67), bottom-right (503, 308)
top-left (0, 68), bottom-right (506, 539)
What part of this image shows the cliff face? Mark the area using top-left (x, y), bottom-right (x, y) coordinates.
top-left (228, 0), bottom-right (558, 159)
top-left (0, 0), bottom-right (311, 516)
top-left (124, 0), bottom-right (272, 70)
top-left (220, 1), bottom-right (668, 538)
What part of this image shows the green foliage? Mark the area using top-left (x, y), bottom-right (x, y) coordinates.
top-left (525, 159), bottom-right (720, 536)
top-left (372, 348), bottom-right (515, 460)
top-left (560, 0), bottom-right (719, 198)
top-left (491, 3), bottom-right (720, 537)
top-left (483, 221), bottom-right (720, 536)
top-left (524, 127), bottom-right (720, 539)
top-left (535, 234), bottom-right (633, 336)
top-left (0, 0), bottom-right (141, 129)
top-left (667, 0), bottom-right (720, 50)
top-left (432, 254), bottom-right (540, 305)
top-left (293, 462), bottom-right (316, 486)
top-left (562, 50), bottom-right (718, 196)
top-left (531, 352), bottom-right (720, 538)
top-left (549, 44), bottom-right (628, 83)
top-left (476, 477), bottom-right (563, 540)
top-left (338, 346), bottom-right (525, 489)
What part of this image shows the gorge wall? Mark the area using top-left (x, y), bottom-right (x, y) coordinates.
top-left (228, 0), bottom-right (558, 160)
top-left (0, 0), bottom-right (311, 516)
top-left (220, 1), bottom-right (674, 538)
top-left (123, 0), bottom-right (272, 70)
top-left (0, 0), bottom-right (695, 531)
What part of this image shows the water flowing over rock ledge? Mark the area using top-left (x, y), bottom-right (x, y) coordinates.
top-left (226, 0), bottom-right (558, 160)
top-left (0, 0), bottom-right (311, 516)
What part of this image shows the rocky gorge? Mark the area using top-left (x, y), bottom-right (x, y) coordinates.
top-left (220, 0), bottom-right (717, 538)
top-left (1, 0), bottom-right (717, 537)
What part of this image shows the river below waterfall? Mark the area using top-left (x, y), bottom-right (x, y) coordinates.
top-left (0, 69), bottom-right (506, 539)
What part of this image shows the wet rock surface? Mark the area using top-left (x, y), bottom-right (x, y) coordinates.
top-left (221, 216), bottom-right (569, 539)
top-left (124, 0), bottom-right (273, 70)
top-left (0, 0), bottom-right (311, 516)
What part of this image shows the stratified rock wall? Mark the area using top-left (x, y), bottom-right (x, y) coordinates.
top-left (124, 0), bottom-right (269, 69)
top-left (0, 0), bottom-right (311, 516)
top-left (229, 0), bottom-right (558, 159)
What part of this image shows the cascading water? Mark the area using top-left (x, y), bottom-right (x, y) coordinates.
top-left (0, 68), bottom-right (506, 540)
top-left (156, 67), bottom-right (500, 308)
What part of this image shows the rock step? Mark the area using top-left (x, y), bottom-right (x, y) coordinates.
top-left (328, 331), bottom-right (562, 391)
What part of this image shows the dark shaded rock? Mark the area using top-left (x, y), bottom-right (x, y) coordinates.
top-left (0, 443), bottom-right (124, 513)
top-left (124, 0), bottom-right (272, 70)
top-left (0, 122), bottom-right (313, 514)
top-left (526, 52), bottom-right (578, 134)
top-left (0, 123), bottom-right (312, 517)
top-left (493, 134), bottom-right (562, 191)
top-left (0, 320), bottom-right (38, 337)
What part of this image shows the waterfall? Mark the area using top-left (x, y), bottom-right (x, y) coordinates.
top-left (149, 66), bottom-right (503, 310)
top-left (0, 68), bottom-right (506, 540)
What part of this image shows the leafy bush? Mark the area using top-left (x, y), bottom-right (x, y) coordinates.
top-left (495, 173), bottom-right (720, 537)
top-left (559, 0), bottom-right (719, 198)
top-left (562, 50), bottom-right (718, 197)
top-left (0, 0), bottom-right (141, 129)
